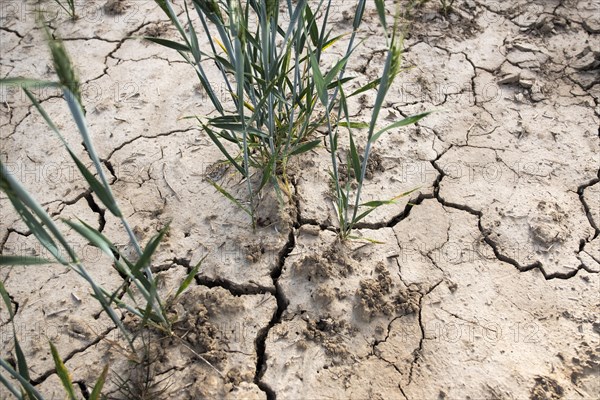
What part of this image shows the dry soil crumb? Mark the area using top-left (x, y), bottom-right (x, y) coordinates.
top-left (292, 243), bottom-right (353, 281)
top-left (356, 262), bottom-right (418, 320)
top-left (303, 315), bottom-right (353, 360)
top-left (170, 287), bottom-right (245, 365)
top-left (530, 376), bottom-right (564, 400)
top-left (103, 0), bottom-right (127, 15)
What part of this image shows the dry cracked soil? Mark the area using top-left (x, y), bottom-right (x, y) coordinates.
top-left (1, 0), bottom-right (599, 399)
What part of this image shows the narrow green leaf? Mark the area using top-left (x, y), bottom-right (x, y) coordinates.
top-left (0, 358), bottom-right (43, 400)
top-left (208, 179), bottom-right (252, 217)
top-left (348, 78), bottom-right (381, 97)
top-left (369, 111), bottom-right (433, 144)
top-left (49, 342), bottom-right (77, 400)
top-left (392, 187), bottom-right (420, 200)
top-left (62, 219), bottom-right (115, 259)
top-left (289, 139), bottom-right (321, 156)
top-left (90, 365), bottom-right (109, 400)
top-left (14, 333), bottom-right (30, 391)
top-left (305, 5), bottom-right (319, 47)
top-left (209, 122), bottom-right (268, 139)
top-left (360, 199), bottom-right (395, 208)
top-left (144, 37), bottom-right (190, 52)
top-left (4, 195), bottom-right (63, 263)
top-left (309, 52), bottom-right (328, 105)
top-left (0, 281), bottom-right (14, 320)
top-left (139, 279), bottom-right (160, 329)
top-left (347, 235), bottom-right (385, 244)
top-left (338, 121), bottom-right (369, 129)
top-left (324, 56), bottom-right (350, 87)
top-left (132, 225), bottom-right (170, 281)
top-left (348, 134), bottom-right (362, 183)
top-left (0, 77), bottom-right (60, 89)
top-left (353, 0), bottom-right (367, 30)
top-left (0, 372), bottom-right (21, 399)
top-left (321, 33), bottom-right (348, 53)
top-left (174, 255), bottom-right (206, 300)
top-left (0, 255), bottom-right (55, 266)
top-left (67, 148), bottom-right (122, 218)
top-left (201, 122), bottom-right (246, 176)
top-left (352, 207), bottom-right (376, 225)
top-left (258, 156), bottom-right (275, 192)
top-left (374, 0), bottom-right (387, 31)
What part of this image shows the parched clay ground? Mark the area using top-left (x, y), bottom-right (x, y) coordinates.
top-left (1, 0), bottom-right (599, 399)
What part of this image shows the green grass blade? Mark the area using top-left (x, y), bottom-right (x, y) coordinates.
top-left (62, 219), bottom-right (116, 259)
top-left (0, 77), bottom-right (60, 89)
top-left (348, 78), bottom-right (381, 98)
top-left (369, 111), bottom-right (433, 144)
top-left (0, 281), bottom-right (15, 320)
top-left (13, 331), bottom-right (31, 394)
top-left (49, 342), bottom-right (77, 400)
top-left (360, 199), bottom-right (395, 208)
top-left (0, 256), bottom-right (55, 266)
top-left (132, 225), bottom-right (169, 282)
top-left (67, 148), bottom-right (122, 218)
top-left (208, 179), bottom-right (252, 217)
top-left (348, 133), bottom-right (362, 183)
top-left (63, 88), bottom-right (120, 213)
top-left (309, 51), bottom-right (328, 105)
top-left (0, 358), bottom-right (43, 400)
top-left (201, 121), bottom-right (246, 176)
top-left (338, 122), bottom-right (369, 129)
top-left (42, 22), bottom-right (82, 108)
top-left (353, 0), bottom-right (367, 30)
top-left (144, 37), bottom-right (190, 52)
top-left (0, 372), bottom-right (22, 399)
top-left (90, 365), bottom-right (109, 400)
top-left (289, 139), bottom-right (321, 156)
top-left (2, 190), bottom-right (64, 263)
top-left (374, 0), bottom-right (387, 31)
top-left (258, 155), bottom-right (275, 192)
top-left (174, 255), bottom-right (206, 300)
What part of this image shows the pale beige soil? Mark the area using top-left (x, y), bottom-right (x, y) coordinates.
top-left (1, 0), bottom-right (599, 399)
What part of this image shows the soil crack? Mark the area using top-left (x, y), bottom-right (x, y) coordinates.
top-left (253, 182), bottom-right (301, 399)
top-left (31, 326), bottom-right (116, 387)
top-left (432, 158), bottom-right (597, 280)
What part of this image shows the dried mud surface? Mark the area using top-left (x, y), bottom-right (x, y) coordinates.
top-left (1, 0), bottom-right (599, 399)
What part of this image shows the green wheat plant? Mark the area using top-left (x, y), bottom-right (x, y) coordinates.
top-left (310, 4), bottom-right (431, 239)
top-left (148, 0), bottom-right (381, 226)
top-left (0, 22), bottom-right (199, 348)
top-left (0, 283), bottom-right (108, 400)
top-left (150, 0), bottom-right (430, 238)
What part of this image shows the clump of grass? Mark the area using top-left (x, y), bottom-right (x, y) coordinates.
top-left (151, 0), bottom-right (430, 237)
top-left (0, 16), bottom-right (208, 400)
top-left (0, 282), bottom-right (109, 399)
top-left (313, 5), bottom-right (431, 239)
top-left (111, 334), bottom-right (174, 400)
top-left (0, 20), bottom-right (201, 346)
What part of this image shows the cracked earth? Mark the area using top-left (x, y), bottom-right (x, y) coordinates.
top-left (1, 0), bottom-right (599, 399)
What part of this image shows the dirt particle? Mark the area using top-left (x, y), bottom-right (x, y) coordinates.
top-left (356, 263), bottom-right (418, 320)
top-left (364, 152), bottom-right (385, 180)
top-left (292, 243), bottom-right (353, 281)
top-left (529, 201), bottom-right (568, 246)
top-left (245, 243), bottom-right (264, 263)
top-left (143, 23), bottom-right (169, 38)
top-left (204, 161), bottom-right (230, 182)
top-left (304, 315), bottom-right (351, 360)
top-left (103, 0), bottom-right (127, 15)
top-left (530, 376), bottom-right (564, 400)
